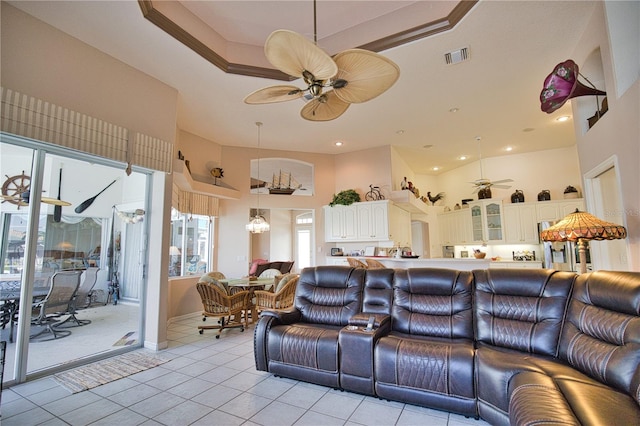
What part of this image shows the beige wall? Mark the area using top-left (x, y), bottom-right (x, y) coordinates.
top-left (0, 3), bottom-right (178, 144)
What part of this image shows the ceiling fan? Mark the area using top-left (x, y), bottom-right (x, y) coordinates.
top-left (244, 1), bottom-right (400, 121)
top-left (470, 137), bottom-right (513, 194)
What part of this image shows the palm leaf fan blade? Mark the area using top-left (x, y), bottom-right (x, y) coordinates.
top-left (300, 91), bottom-right (349, 121)
top-left (244, 85), bottom-right (304, 104)
top-left (265, 30), bottom-right (338, 80)
top-left (332, 49), bottom-right (400, 104)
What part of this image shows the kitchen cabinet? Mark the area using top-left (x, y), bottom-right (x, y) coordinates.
top-left (470, 200), bottom-right (504, 243)
top-left (324, 200), bottom-right (410, 243)
top-left (356, 201), bottom-right (388, 240)
top-left (536, 199), bottom-right (585, 222)
top-left (324, 204), bottom-right (357, 241)
top-left (489, 261), bottom-right (543, 269)
top-left (438, 209), bottom-right (472, 246)
top-left (503, 204), bottom-right (539, 244)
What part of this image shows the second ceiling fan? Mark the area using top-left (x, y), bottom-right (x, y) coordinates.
top-left (470, 137), bottom-right (513, 197)
top-left (244, 1), bottom-right (400, 121)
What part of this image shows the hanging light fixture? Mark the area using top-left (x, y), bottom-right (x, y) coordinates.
top-left (246, 122), bottom-right (270, 233)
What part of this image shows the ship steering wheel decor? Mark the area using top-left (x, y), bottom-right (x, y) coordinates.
top-left (2, 172), bottom-right (31, 206)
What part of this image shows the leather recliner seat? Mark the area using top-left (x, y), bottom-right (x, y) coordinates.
top-left (253, 267), bottom-right (640, 424)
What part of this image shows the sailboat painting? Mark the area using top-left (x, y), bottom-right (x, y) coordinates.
top-left (268, 170), bottom-right (301, 195)
top-left (249, 158), bottom-right (314, 196)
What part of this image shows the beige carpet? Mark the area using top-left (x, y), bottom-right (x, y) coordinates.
top-left (53, 351), bottom-right (171, 393)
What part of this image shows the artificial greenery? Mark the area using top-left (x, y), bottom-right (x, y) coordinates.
top-left (329, 189), bottom-right (361, 206)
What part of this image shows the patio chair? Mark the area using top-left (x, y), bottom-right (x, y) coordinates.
top-left (196, 282), bottom-right (250, 338)
top-left (31, 270), bottom-right (82, 340)
top-left (59, 267), bottom-right (100, 327)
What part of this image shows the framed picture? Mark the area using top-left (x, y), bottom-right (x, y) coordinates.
top-left (364, 246), bottom-right (376, 256)
top-left (461, 250), bottom-right (469, 258)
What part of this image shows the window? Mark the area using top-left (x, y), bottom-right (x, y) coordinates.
top-left (169, 208), bottom-right (213, 277)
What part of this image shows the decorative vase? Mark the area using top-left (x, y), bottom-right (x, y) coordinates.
top-left (537, 190), bottom-right (551, 201)
top-left (511, 190), bottom-right (525, 203)
top-left (478, 187), bottom-right (492, 199)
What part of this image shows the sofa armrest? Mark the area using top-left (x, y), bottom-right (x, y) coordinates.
top-left (259, 308), bottom-right (301, 324)
top-left (348, 312), bottom-right (390, 330)
top-left (339, 316), bottom-right (391, 395)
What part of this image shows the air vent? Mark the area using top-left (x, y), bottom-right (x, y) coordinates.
top-left (444, 47), bottom-right (469, 65)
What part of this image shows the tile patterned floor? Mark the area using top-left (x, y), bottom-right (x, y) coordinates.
top-left (1, 316), bottom-right (490, 425)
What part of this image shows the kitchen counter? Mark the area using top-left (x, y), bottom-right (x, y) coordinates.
top-left (328, 256), bottom-right (490, 271)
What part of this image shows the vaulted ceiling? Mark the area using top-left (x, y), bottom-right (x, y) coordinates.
top-left (8, 1), bottom-right (598, 174)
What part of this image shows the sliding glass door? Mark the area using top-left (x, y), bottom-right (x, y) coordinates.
top-left (1, 137), bottom-right (149, 384)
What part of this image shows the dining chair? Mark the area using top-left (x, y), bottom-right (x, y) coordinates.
top-left (365, 258), bottom-right (387, 269)
top-left (254, 274), bottom-right (299, 314)
top-left (347, 257), bottom-right (368, 269)
top-left (196, 282), bottom-right (250, 338)
top-left (31, 270), bottom-right (82, 340)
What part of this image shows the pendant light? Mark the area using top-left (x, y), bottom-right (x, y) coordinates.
top-left (246, 122), bottom-right (270, 233)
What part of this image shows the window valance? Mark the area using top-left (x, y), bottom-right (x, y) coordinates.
top-left (1, 87), bottom-right (172, 173)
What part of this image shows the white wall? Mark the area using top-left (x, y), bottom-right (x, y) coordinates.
top-left (571, 2), bottom-right (640, 271)
top-left (432, 146), bottom-right (582, 209)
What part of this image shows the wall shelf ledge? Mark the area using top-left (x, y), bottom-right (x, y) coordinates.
top-left (172, 159), bottom-right (240, 200)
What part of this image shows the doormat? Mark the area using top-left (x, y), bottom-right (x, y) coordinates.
top-left (113, 331), bottom-right (138, 346)
top-left (53, 351), bottom-right (171, 393)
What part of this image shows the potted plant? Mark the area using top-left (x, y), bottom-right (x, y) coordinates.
top-left (329, 189), bottom-right (361, 206)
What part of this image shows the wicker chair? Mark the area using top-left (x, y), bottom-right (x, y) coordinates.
top-left (254, 274), bottom-right (299, 314)
top-left (365, 258), bottom-right (387, 269)
top-left (347, 257), bottom-right (368, 269)
top-left (196, 282), bottom-right (250, 338)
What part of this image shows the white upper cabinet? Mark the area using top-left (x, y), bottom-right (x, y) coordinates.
top-left (324, 200), bottom-right (410, 243)
top-left (503, 203), bottom-right (539, 244)
top-left (470, 200), bottom-right (504, 243)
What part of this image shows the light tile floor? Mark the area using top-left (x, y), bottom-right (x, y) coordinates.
top-left (1, 316), bottom-right (490, 425)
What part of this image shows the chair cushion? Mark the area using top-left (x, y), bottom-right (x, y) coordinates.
top-left (198, 273), bottom-right (228, 294)
top-left (275, 273), bottom-right (297, 293)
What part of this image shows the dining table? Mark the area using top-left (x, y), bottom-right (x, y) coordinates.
top-left (0, 286), bottom-right (50, 343)
top-left (221, 277), bottom-right (275, 324)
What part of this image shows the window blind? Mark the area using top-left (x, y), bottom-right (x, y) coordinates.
top-left (1, 87), bottom-right (172, 173)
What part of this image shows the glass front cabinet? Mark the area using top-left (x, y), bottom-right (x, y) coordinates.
top-left (470, 200), bottom-right (504, 243)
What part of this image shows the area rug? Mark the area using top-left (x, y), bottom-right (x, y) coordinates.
top-left (53, 351), bottom-right (171, 393)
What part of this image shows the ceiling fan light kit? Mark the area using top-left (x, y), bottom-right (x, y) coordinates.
top-left (244, 2), bottom-right (400, 122)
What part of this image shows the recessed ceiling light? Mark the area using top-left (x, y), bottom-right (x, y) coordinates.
top-left (335, 141), bottom-right (343, 146)
top-left (396, 130), bottom-right (405, 135)
top-left (432, 167), bottom-right (440, 171)
top-left (556, 116), bottom-right (570, 122)
top-left (449, 107), bottom-right (459, 113)
top-left (523, 128), bottom-right (535, 132)
top-left (423, 144), bottom-right (433, 149)
top-left (505, 146), bottom-right (513, 152)
top-left (459, 155), bottom-right (467, 160)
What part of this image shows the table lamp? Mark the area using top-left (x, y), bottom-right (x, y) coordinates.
top-left (539, 209), bottom-right (627, 274)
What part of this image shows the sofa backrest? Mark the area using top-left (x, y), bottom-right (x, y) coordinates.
top-left (558, 270), bottom-right (640, 403)
top-left (363, 268), bottom-right (395, 315)
top-left (295, 266), bottom-right (365, 326)
top-left (392, 268), bottom-right (474, 339)
top-left (474, 269), bottom-right (575, 356)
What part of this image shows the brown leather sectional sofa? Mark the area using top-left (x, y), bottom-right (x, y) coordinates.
top-left (254, 266), bottom-right (640, 425)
